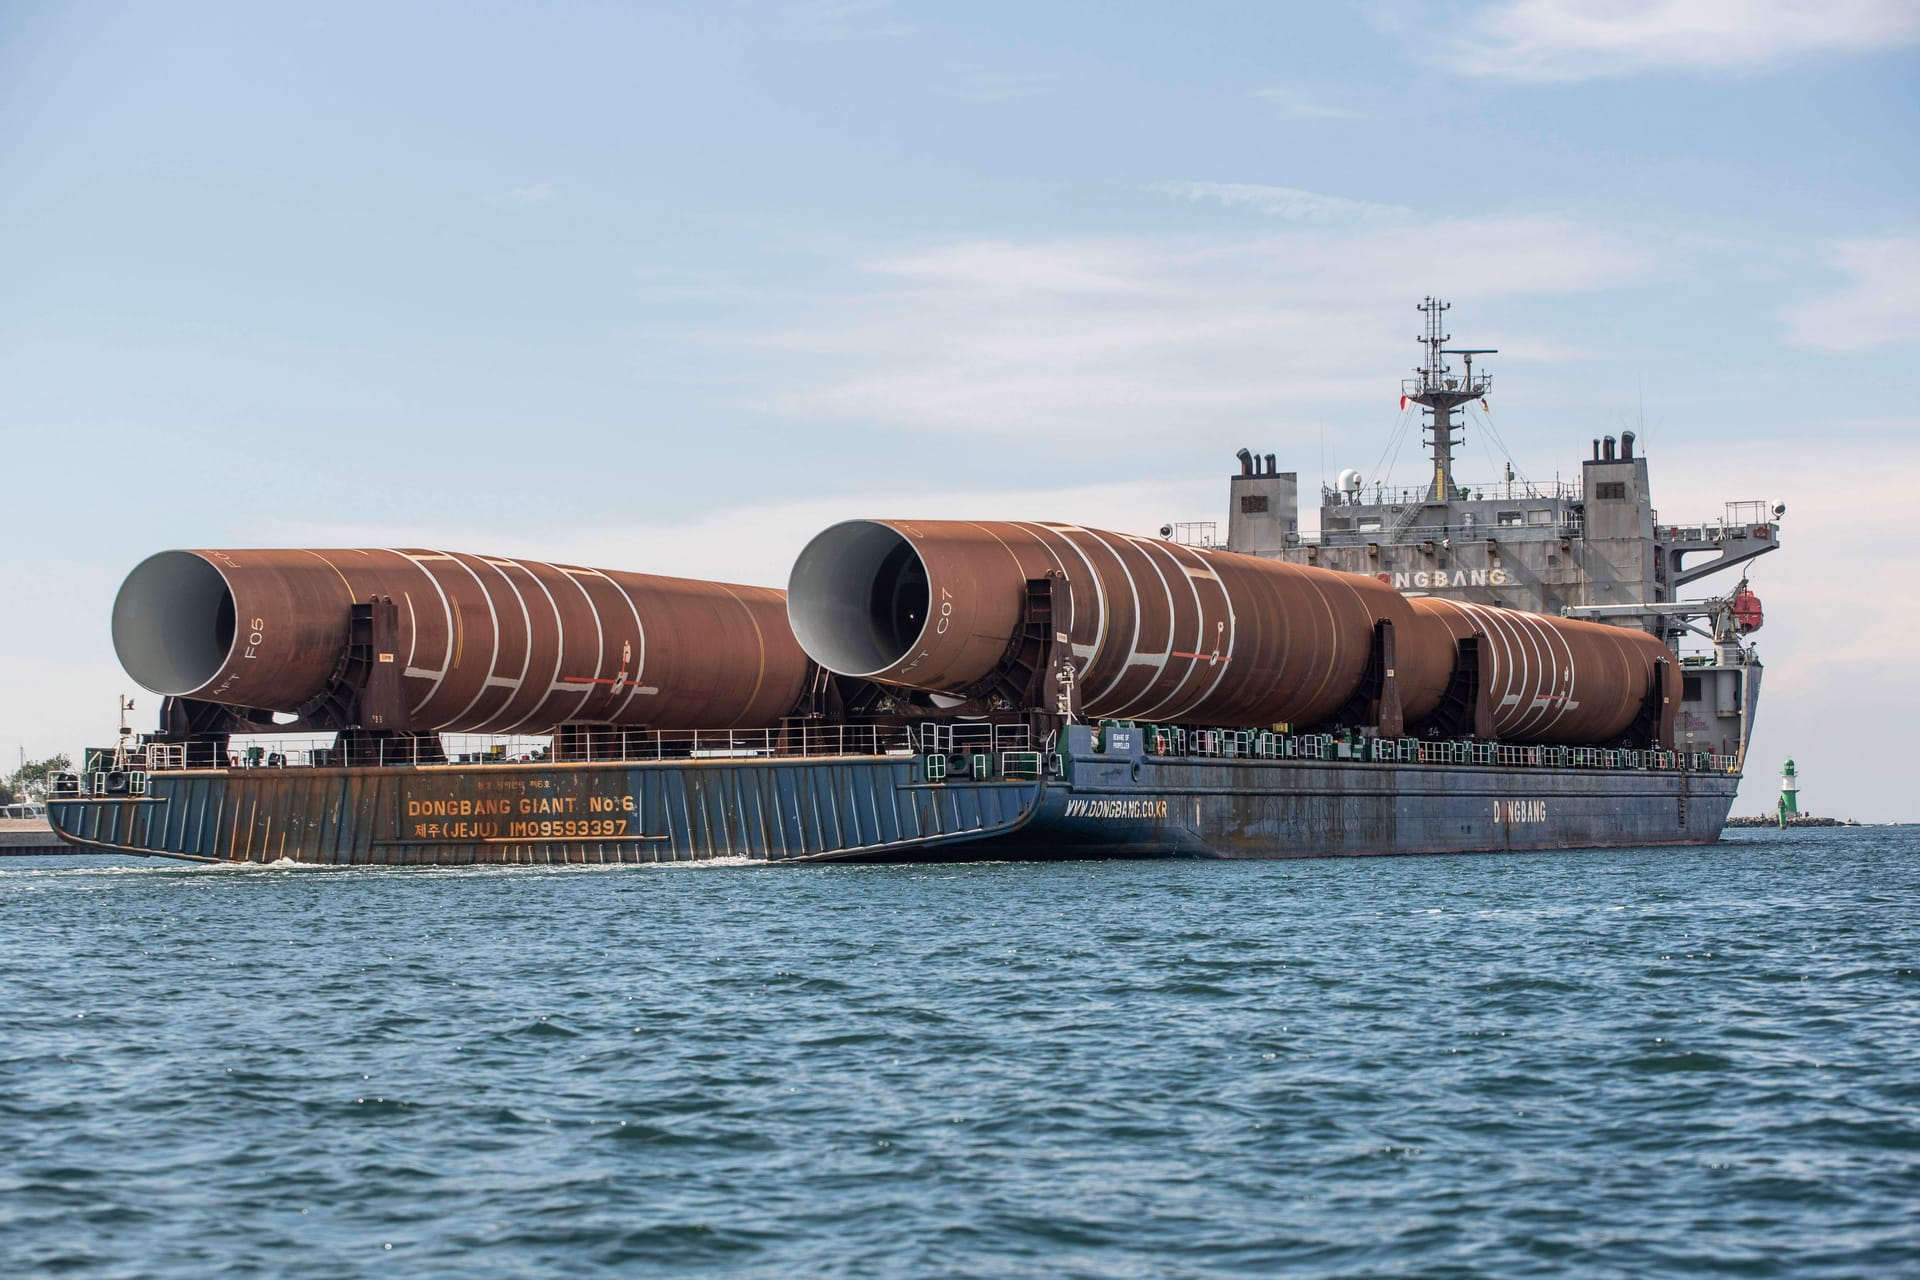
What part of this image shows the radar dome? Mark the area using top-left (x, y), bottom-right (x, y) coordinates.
top-left (1337, 468), bottom-right (1363, 495)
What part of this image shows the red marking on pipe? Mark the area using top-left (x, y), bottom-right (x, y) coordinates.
top-left (1169, 650), bottom-right (1228, 664)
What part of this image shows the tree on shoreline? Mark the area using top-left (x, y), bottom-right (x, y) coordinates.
top-left (7, 754), bottom-right (73, 802)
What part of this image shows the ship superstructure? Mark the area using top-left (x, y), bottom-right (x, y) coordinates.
top-left (1222, 297), bottom-right (1777, 761)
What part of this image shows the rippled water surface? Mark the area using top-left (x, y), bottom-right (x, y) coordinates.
top-left (4, 829), bottom-right (1918, 1277)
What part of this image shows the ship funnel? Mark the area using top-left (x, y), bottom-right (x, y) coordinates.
top-left (1604, 435), bottom-right (1617, 460)
top-left (1236, 447), bottom-right (1253, 476)
top-left (1621, 430), bottom-right (1636, 460)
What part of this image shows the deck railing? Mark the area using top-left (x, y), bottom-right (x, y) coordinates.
top-left (72, 721), bottom-right (1737, 800)
top-left (1130, 725), bottom-right (1736, 774)
top-left (120, 722), bottom-right (1036, 774)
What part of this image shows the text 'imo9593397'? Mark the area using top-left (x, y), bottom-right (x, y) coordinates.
top-left (52, 299), bottom-right (1775, 864)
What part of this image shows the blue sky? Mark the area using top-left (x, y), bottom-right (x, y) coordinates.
top-left (2, 1), bottom-right (1916, 816)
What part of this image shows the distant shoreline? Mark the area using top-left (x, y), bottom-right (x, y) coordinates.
top-left (1724, 815), bottom-right (1860, 828)
top-left (0, 818), bottom-right (77, 855)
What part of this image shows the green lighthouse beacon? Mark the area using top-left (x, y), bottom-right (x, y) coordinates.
top-left (1777, 758), bottom-right (1800, 829)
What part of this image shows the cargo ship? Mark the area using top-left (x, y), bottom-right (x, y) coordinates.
top-left (50, 299), bottom-right (1777, 864)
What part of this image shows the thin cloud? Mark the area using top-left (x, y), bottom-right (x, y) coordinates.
top-left (785, 0), bottom-right (910, 41)
top-left (488, 182), bottom-right (557, 209)
top-left (758, 213), bottom-right (1652, 440)
top-left (1446, 0), bottom-right (1920, 81)
top-left (947, 64), bottom-right (1052, 103)
top-left (1780, 235), bottom-right (1920, 353)
top-left (1160, 182), bottom-right (1412, 225)
top-left (1252, 87), bottom-right (1379, 120)
top-left (867, 239), bottom-right (1153, 295)
top-left (1813, 415), bottom-right (1920, 434)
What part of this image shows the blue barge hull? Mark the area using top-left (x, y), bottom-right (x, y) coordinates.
top-left (49, 727), bottom-right (1741, 865)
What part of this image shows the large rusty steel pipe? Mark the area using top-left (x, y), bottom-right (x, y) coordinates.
top-left (112, 549), bottom-right (812, 733)
top-left (1408, 598), bottom-right (1675, 744)
top-left (787, 519), bottom-right (1456, 728)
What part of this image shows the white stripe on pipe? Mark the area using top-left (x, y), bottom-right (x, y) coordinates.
top-left (1093, 531), bottom-right (1172, 715)
top-left (474, 557), bottom-right (536, 730)
top-left (435, 551), bottom-right (507, 730)
top-left (396, 550), bottom-right (457, 715)
top-left (1494, 607), bottom-right (1536, 736)
top-left (1516, 612), bottom-right (1559, 736)
top-left (1537, 620), bottom-right (1578, 736)
top-left (1136, 537), bottom-right (1212, 721)
top-left (1073, 526), bottom-right (1148, 706)
top-left (1172, 544), bottom-right (1238, 720)
top-left (1458, 602), bottom-right (1516, 736)
top-left (1489, 606), bottom-right (1532, 736)
top-left (479, 556), bottom-right (536, 724)
top-left (1483, 606), bottom-right (1532, 735)
top-left (1127, 536), bottom-right (1211, 722)
top-left (498, 561), bottom-right (571, 735)
top-left (1024, 523), bottom-right (1106, 676)
top-left (403, 591), bottom-right (418, 671)
top-left (1524, 614), bottom-right (1562, 736)
top-left (546, 564), bottom-right (604, 723)
top-left (479, 557), bottom-right (540, 732)
top-left (580, 567), bottom-right (647, 722)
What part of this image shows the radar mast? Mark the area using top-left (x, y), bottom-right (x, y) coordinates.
top-left (1403, 297), bottom-right (1495, 502)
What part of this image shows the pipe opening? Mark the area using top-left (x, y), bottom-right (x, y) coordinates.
top-left (787, 521), bottom-right (929, 677)
top-left (112, 551), bottom-right (237, 696)
top-left (871, 540), bottom-right (929, 661)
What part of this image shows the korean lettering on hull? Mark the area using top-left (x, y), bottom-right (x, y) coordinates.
top-left (401, 774), bottom-right (641, 843)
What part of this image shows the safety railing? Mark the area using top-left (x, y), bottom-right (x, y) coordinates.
top-left (1311, 517), bottom-right (1584, 548)
top-left (914, 744), bottom-right (1045, 786)
top-left (1657, 519), bottom-right (1775, 545)
top-left (76, 719), bottom-right (1741, 796)
top-left (1110, 725), bottom-right (1737, 774)
top-left (120, 723), bottom-right (939, 774)
top-left (918, 723), bottom-right (1035, 756)
top-left (1321, 479), bottom-right (1582, 509)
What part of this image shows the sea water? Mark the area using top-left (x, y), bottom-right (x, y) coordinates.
top-left (3, 828), bottom-right (1916, 1277)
